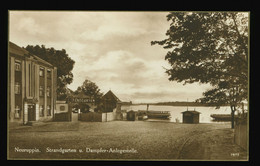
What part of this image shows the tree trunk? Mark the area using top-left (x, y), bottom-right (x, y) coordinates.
top-left (230, 105), bottom-right (236, 129)
top-left (242, 102), bottom-right (245, 115)
top-left (231, 110), bottom-right (235, 129)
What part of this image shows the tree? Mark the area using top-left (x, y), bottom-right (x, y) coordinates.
top-left (75, 79), bottom-right (103, 106)
top-left (25, 45), bottom-right (75, 100)
top-left (151, 12), bottom-right (248, 128)
top-left (58, 87), bottom-right (74, 101)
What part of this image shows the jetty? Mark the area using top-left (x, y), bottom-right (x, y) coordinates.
top-left (210, 114), bottom-right (238, 121)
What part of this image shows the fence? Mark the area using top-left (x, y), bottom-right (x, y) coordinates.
top-left (79, 112), bottom-right (115, 122)
top-left (102, 112), bottom-right (115, 122)
top-left (54, 112), bottom-right (71, 122)
top-left (234, 117), bottom-right (248, 150)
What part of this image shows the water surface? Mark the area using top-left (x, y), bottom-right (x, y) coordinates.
top-left (121, 105), bottom-right (231, 123)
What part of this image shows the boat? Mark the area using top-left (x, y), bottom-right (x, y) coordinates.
top-left (137, 115), bottom-right (148, 120)
top-left (210, 114), bottom-right (238, 121)
top-left (137, 110), bottom-right (171, 119)
top-left (137, 110), bottom-right (148, 120)
top-left (147, 111), bottom-right (171, 119)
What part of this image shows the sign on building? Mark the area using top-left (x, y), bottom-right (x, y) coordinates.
top-left (69, 97), bottom-right (95, 103)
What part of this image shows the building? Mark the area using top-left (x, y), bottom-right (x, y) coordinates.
top-left (8, 41), bottom-right (57, 124)
top-left (181, 110), bottom-right (201, 124)
top-left (127, 110), bottom-right (136, 121)
top-left (68, 91), bottom-right (96, 113)
top-left (101, 90), bottom-right (121, 112)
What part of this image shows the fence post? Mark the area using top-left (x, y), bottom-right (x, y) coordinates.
top-left (68, 103), bottom-right (72, 122)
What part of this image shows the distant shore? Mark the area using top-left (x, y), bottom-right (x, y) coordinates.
top-left (122, 101), bottom-right (230, 107)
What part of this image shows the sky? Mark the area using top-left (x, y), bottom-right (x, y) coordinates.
top-left (9, 11), bottom-right (212, 103)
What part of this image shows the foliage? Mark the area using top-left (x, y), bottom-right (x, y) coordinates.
top-left (74, 79), bottom-right (103, 106)
top-left (151, 12), bottom-right (249, 128)
top-left (25, 45), bottom-right (75, 100)
top-left (58, 87), bottom-right (74, 101)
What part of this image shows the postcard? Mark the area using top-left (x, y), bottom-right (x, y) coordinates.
top-left (8, 11), bottom-right (249, 161)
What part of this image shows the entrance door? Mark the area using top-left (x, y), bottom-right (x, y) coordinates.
top-left (183, 114), bottom-right (193, 123)
top-left (186, 116), bottom-right (193, 123)
top-left (28, 104), bottom-right (36, 121)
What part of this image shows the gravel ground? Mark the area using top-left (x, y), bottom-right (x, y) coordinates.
top-left (8, 121), bottom-right (247, 160)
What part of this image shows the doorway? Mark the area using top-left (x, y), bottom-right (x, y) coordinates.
top-left (28, 104), bottom-right (36, 121)
top-left (183, 114), bottom-right (193, 123)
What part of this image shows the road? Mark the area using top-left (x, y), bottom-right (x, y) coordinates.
top-left (8, 121), bottom-right (247, 160)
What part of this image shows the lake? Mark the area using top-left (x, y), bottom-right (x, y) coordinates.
top-left (121, 104), bottom-right (231, 123)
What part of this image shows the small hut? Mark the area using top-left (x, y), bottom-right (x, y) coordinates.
top-left (182, 110), bottom-right (201, 124)
top-left (127, 110), bottom-right (136, 121)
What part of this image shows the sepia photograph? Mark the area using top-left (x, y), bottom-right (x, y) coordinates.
top-left (7, 11), bottom-right (249, 161)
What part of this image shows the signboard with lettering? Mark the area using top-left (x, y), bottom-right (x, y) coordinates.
top-left (68, 97), bottom-right (95, 103)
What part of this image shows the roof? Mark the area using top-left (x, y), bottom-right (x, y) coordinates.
top-left (102, 90), bottom-right (121, 102)
top-left (9, 41), bottom-right (30, 56)
top-left (31, 54), bottom-right (53, 66)
top-left (9, 41), bottom-right (53, 67)
top-left (181, 110), bottom-right (201, 114)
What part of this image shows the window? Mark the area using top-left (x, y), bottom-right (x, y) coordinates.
top-left (14, 82), bottom-right (20, 94)
top-left (39, 67), bottom-right (44, 77)
top-left (47, 70), bottom-right (51, 79)
top-left (39, 105), bottom-right (44, 117)
top-left (47, 105), bottom-right (51, 116)
top-left (60, 106), bottom-right (65, 111)
top-left (14, 106), bottom-right (20, 118)
top-left (39, 86), bottom-right (44, 97)
top-left (15, 62), bottom-right (21, 71)
top-left (46, 86), bottom-right (51, 97)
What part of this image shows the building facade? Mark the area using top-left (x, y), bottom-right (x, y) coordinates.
top-left (8, 42), bottom-right (57, 124)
